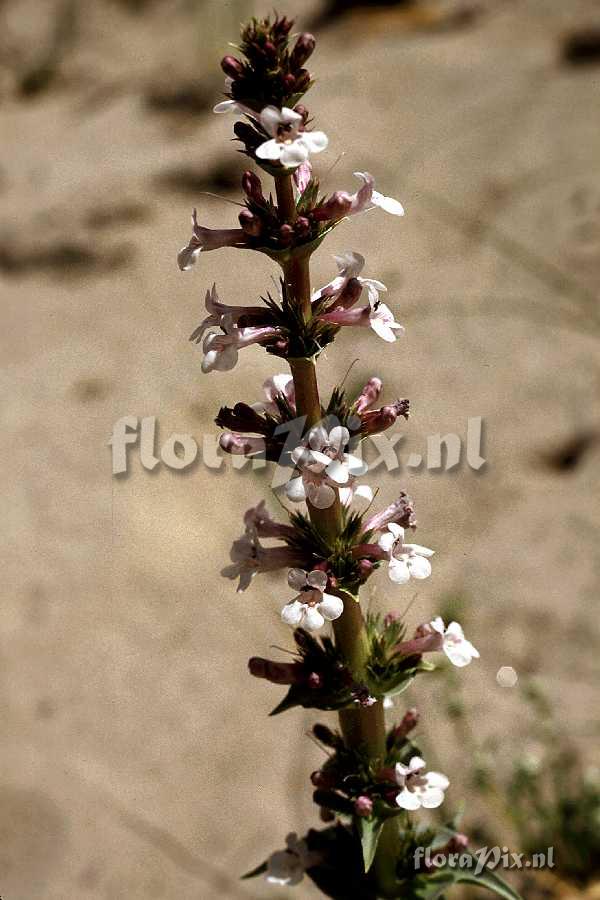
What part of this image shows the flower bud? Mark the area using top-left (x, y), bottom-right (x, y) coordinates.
top-left (233, 121), bottom-right (261, 151)
top-left (313, 723), bottom-right (339, 747)
top-left (238, 208), bottom-right (262, 237)
top-left (221, 55), bottom-right (244, 79)
top-left (291, 33), bottom-right (316, 68)
top-left (320, 807), bottom-right (335, 823)
top-left (242, 170), bottom-right (265, 204)
top-left (295, 215), bottom-right (310, 236)
top-left (294, 104), bottom-right (309, 124)
top-left (311, 769), bottom-right (337, 789)
top-left (283, 73), bottom-right (296, 92)
top-left (355, 377), bottom-right (383, 413)
top-left (279, 223), bottom-right (294, 244)
top-left (263, 40), bottom-right (277, 59)
top-left (356, 559), bottom-right (374, 582)
top-left (391, 708), bottom-right (420, 743)
top-left (220, 433), bottom-right (265, 456)
top-left (354, 796), bottom-right (373, 818)
top-left (248, 657), bottom-right (305, 685)
top-left (307, 671), bottom-right (323, 689)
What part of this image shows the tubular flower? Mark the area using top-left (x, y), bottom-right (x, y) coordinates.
top-left (312, 251), bottom-right (387, 307)
top-left (377, 523), bottom-right (434, 583)
top-left (395, 757), bottom-right (449, 811)
top-left (318, 302), bottom-right (405, 343)
top-left (252, 373), bottom-right (297, 416)
top-left (255, 106), bottom-right (328, 168)
top-left (200, 317), bottom-right (281, 374)
top-left (281, 569), bottom-right (344, 632)
top-left (221, 526), bottom-right (307, 592)
top-left (177, 209), bottom-right (246, 271)
top-left (189, 283), bottom-right (274, 345)
top-left (265, 833), bottom-right (317, 886)
top-left (363, 492), bottom-right (416, 532)
top-left (396, 617), bottom-right (480, 668)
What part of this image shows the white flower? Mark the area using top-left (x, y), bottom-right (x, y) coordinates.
top-left (252, 373), bottom-right (296, 416)
top-left (429, 617), bottom-right (480, 668)
top-left (369, 302), bottom-right (405, 342)
top-left (286, 424), bottom-right (369, 509)
top-left (354, 172), bottom-right (405, 216)
top-left (312, 251), bottom-right (387, 306)
top-left (256, 106), bottom-right (328, 169)
top-left (281, 569), bottom-right (344, 632)
top-left (395, 756), bottom-right (449, 811)
top-left (378, 523), bottom-right (434, 584)
top-left (266, 833), bottom-right (315, 886)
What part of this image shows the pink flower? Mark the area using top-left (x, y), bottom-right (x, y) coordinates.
top-left (200, 317), bottom-right (281, 374)
top-left (396, 618), bottom-right (480, 668)
top-left (363, 493), bottom-right (416, 533)
top-left (177, 209), bottom-right (247, 271)
top-left (222, 526), bottom-right (306, 592)
top-left (318, 302), bottom-right (405, 343)
top-left (189, 284), bottom-right (274, 345)
top-left (312, 251), bottom-right (387, 307)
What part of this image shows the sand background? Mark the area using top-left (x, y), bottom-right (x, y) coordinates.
top-left (1, 0), bottom-right (599, 897)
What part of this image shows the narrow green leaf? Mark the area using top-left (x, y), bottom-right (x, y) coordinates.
top-left (357, 816), bottom-right (384, 873)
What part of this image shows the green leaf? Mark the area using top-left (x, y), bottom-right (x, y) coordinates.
top-left (241, 860), bottom-right (267, 880)
top-left (415, 862), bottom-right (523, 900)
top-left (357, 817), bottom-right (385, 873)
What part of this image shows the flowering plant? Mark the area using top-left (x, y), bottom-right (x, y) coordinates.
top-left (177, 14), bottom-right (521, 899)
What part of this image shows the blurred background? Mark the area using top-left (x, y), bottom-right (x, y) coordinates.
top-left (2, 0), bottom-right (599, 897)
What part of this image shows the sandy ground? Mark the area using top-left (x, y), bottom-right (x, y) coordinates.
top-left (2, 0), bottom-right (600, 897)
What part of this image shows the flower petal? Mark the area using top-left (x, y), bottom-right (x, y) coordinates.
top-left (301, 130), bottom-right (329, 153)
top-left (388, 559), bottom-right (411, 584)
top-left (281, 600), bottom-right (305, 627)
top-left (372, 190), bottom-right (405, 216)
top-left (404, 543), bottom-right (435, 558)
top-left (306, 570), bottom-right (327, 591)
top-left (260, 105), bottom-right (284, 136)
top-left (396, 788), bottom-right (421, 811)
top-left (318, 593), bottom-right (344, 621)
top-left (256, 138), bottom-right (283, 161)
top-left (288, 568), bottom-right (308, 591)
top-left (285, 475), bottom-right (307, 502)
top-left (407, 556), bottom-right (432, 580)
top-left (378, 532), bottom-right (396, 553)
top-left (280, 141), bottom-right (310, 168)
top-left (420, 787), bottom-right (446, 809)
top-left (325, 459), bottom-right (350, 485)
top-left (387, 522), bottom-right (404, 539)
top-left (303, 606), bottom-right (325, 631)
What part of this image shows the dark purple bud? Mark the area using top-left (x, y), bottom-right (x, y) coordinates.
top-left (377, 766), bottom-right (397, 783)
top-left (263, 40), bottom-right (277, 58)
top-left (234, 121), bottom-right (261, 150)
top-left (242, 170), bottom-right (265, 203)
top-left (279, 223), bottom-right (294, 244)
top-left (291, 33), bottom-right (316, 68)
top-left (239, 208), bottom-right (262, 237)
top-left (283, 73), bottom-right (296, 92)
top-left (221, 55), bottom-right (244, 79)
top-left (312, 723), bottom-right (339, 747)
top-left (320, 807), bottom-right (335, 822)
top-left (311, 769), bottom-right (337, 789)
top-left (359, 404), bottom-right (398, 436)
top-left (307, 671), bottom-right (323, 689)
top-left (295, 215), bottom-right (310, 236)
top-left (392, 708), bottom-right (420, 742)
top-left (248, 657), bottom-right (305, 685)
top-left (354, 796), bottom-right (374, 818)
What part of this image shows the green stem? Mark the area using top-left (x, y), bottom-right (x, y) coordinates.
top-left (274, 170), bottom-right (395, 892)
